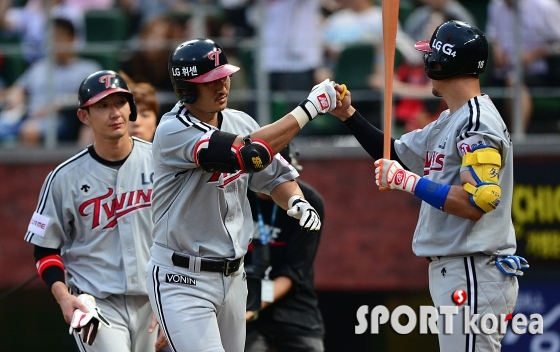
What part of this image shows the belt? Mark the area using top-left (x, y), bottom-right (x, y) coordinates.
top-left (426, 256), bottom-right (441, 262)
top-left (171, 253), bottom-right (243, 276)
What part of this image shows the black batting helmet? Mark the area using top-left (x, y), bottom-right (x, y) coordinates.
top-left (78, 70), bottom-right (138, 121)
top-left (168, 38), bottom-right (240, 104)
top-left (414, 20), bottom-right (488, 80)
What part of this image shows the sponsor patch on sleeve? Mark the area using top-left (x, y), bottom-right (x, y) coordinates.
top-left (457, 135), bottom-right (486, 156)
top-left (28, 212), bottom-right (50, 237)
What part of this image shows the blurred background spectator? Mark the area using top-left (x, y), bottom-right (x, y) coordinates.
top-left (119, 0), bottom-right (192, 35)
top-left (485, 0), bottom-right (560, 133)
top-left (65, 0), bottom-right (115, 11)
top-left (120, 13), bottom-right (188, 109)
top-left (245, 0), bottom-right (323, 119)
top-left (0, 17), bottom-right (100, 146)
top-left (318, 0), bottom-right (419, 132)
top-left (320, 0), bottom-right (418, 73)
top-left (0, 0), bottom-right (85, 65)
top-left (219, 0), bottom-right (254, 38)
top-left (403, 0), bottom-right (475, 42)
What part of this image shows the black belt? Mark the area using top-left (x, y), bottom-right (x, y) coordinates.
top-left (171, 253), bottom-right (243, 276)
top-left (426, 256), bottom-right (441, 262)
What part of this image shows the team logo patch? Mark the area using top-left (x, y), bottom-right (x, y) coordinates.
top-left (252, 156), bottom-right (263, 169)
top-left (208, 48), bottom-right (222, 66)
top-left (165, 273), bottom-right (196, 286)
top-left (457, 135), bottom-right (485, 156)
top-left (393, 169), bottom-right (406, 186)
top-left (316, 93), bottom-right (329, 111)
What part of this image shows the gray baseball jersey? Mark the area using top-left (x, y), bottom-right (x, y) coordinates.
top-left (147, 103), bottom-right (299, 352)
top-left (394, 95), bottom-right (516, 257)
top-left (24, 138), bottom-right (155, 298)
top-left (150, 103), bottom-right (299, 262)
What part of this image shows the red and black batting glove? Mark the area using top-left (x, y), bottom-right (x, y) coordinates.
top-left (69, 294), bottom-right (111, 346)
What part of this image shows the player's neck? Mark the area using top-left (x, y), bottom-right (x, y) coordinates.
top-left (185, 104), bottom-right (220, 127)
top-left (441, 77), bottom-right (482, 114)
top-left (93, 136), bottom-right (133, 161)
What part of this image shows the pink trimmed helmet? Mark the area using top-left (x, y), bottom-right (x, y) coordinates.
top-left (168, 38), bottom-right (240, 104)
top-left (78, 70), bottom-right (137, 121)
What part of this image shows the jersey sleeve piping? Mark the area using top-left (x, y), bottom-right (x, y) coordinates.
top-left (459, 97), bottom-right (481, 141)
top-left (24, 149), bottom-right (89, 242)
top-left (175, 105), bottom-right (214, 133)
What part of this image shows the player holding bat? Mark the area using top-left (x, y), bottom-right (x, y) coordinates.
top-left (329, 20), bottom-right (527, 351)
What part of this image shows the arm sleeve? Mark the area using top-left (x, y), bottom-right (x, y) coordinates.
top-left (34, 245), bottom-right (65, 288)
top-left (343, 110), bottom-right (402, 163)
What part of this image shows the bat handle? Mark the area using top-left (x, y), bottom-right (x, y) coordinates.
top-left (340, 84), bottom-right (347, 100)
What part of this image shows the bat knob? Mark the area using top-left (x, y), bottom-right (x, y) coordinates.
top-left (340, 84), bottom-right (347, 100)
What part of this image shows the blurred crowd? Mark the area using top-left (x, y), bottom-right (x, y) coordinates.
top-left (0, 0), bottom-right (559, 147)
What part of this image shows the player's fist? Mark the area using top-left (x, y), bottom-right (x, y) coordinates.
top-left (374, 159), bottom-right (419, 193)
top-left (291, 79), bottom-right (338, 129)
top-left (287, 195), bottom-right (321, 231)
top-left (69, 294), bottom-right (111, 346)
top-left (308, 78), bottom-right (338, 115)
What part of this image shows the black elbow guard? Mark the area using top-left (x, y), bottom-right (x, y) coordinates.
top-left (196, 131), bottom-right (240, 173)
top-left (195, 132), bottom-right (272, 173)
top-left (234, 136), bottom-right (273, 173)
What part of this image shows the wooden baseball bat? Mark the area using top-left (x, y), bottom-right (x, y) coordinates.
top-left (380, 0), bottom-right (399, 190)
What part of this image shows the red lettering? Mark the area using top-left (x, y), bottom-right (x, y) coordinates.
top-left (79, 189), bottom-right (114, 229)
top-left (136, 189), bottom-right (151, 203)
top-left (79, 188), bottom-right (151, 230)
top-left (423, 151), bottom-right (446, 175)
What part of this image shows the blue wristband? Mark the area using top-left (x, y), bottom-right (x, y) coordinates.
top-left (413, 178), bottom-right (451, 211)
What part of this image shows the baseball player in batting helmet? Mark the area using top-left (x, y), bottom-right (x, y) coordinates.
top-left (145, 38), bottom-right (344, 352)
top-left (329, 20), bottom-right (527, 351)
top-left (25, 69), bottom-right (168, 351)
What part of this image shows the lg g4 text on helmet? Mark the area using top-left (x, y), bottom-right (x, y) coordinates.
top-left (78, 70), bottom-right (138, 121)
top-left (168, 38), bottom-right (240, 104)
top-left (414, 21), bottom-right (489, 80)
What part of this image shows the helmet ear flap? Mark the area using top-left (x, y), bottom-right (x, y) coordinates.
top-left (128, 96), bottom-right (137, 121)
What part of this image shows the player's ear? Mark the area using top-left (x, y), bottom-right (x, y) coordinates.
top-left (77, 108), bottom-right (90, 125)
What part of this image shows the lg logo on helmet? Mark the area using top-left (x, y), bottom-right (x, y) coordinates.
top-left (432, 40), bottom-right (456, 57)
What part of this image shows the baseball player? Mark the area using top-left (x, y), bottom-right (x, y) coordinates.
top-left (24, 70), bottom-right (166, 352)
top-left (329, 21), bottom-right (528, 351)
top-left (146, 38), bottom-right (342, 352)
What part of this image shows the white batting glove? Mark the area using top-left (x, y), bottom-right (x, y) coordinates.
top-left (69, 294), bottom-right (111, 346)
top-left (495, 255), bottom-right (530, 277)
top-left (287, 195), bottom-right (321, 231)
top-left (374, 159), bottom-right (420, 193)
top-left (291, 79), bottom-right (337, 129)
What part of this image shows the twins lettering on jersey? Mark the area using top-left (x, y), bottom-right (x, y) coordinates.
top-left (79, 188), bottom-right (152, 229)
top-left (424, 151), bottom-right (445, 176)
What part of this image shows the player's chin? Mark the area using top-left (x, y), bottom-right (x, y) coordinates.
top-left (216, 96), bottom-right (228, 108)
